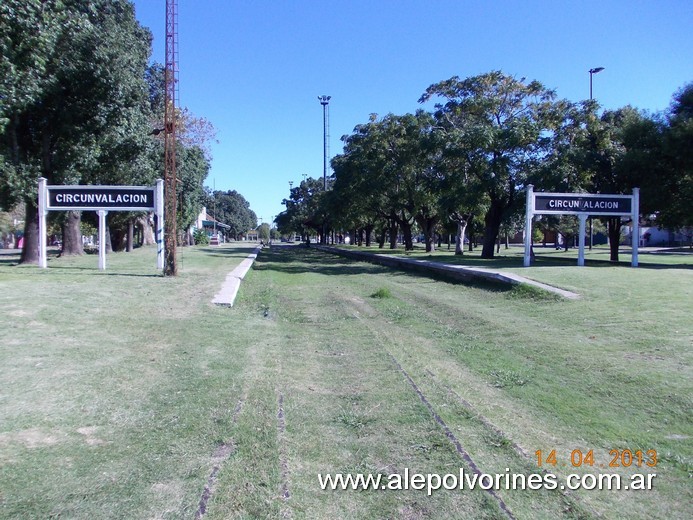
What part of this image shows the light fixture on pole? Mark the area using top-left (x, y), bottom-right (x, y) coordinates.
top-left (318, 95), bottom-right (331, 245)
top-left (318, 95), bottom-right (331, 191)
top-left (588, 67), bottom-right (604, 251)
top-left (589, 67), bottom-right (604, 100)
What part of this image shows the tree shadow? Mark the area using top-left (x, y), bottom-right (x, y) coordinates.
top-left (253, 245), bottom-right (516, 293)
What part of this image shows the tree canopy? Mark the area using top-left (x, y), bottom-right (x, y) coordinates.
top-left (0, 1), bottom-right (252, 261)
top-left (282, 73), bottom-right (691, 256)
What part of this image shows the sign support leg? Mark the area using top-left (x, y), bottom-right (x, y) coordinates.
top-left (98, 210), bottom-right (108, 271)
top-left (524, 184), bottom-right (533, 267)
top-left (578, 214), bottom-right (587, 267)
top-left (155, 179), bottom-right (165, 270)
top-left (632, 187), bottom-right (639, 267)
top-left (38, 178), bottom-right (48, 268)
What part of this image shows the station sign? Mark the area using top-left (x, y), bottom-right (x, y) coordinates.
top-left (523, 186), bottom-right (639, 268)
top-left (38, 180), bottom-right (164, 271)
top-left (47, 186), bottom-right (155, 211)
top-left (534, 193), bottom-right (632, 216)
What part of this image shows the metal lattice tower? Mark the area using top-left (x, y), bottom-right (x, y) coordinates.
top-left (318, 95), bottom-right (331, 191)
top-left (164, 0), bottom-right (178, 275)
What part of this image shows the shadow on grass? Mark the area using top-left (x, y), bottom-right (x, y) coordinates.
top-left (254, 245), bottom-right (517, 295)
top-left (341, 245), bottom-right (691, 271)
top-left (198, 245), bottom-right (262, 257)
top-left (531, 254), bottom-right (692, 270)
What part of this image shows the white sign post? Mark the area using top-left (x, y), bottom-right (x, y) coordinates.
top-left (38, 178), bottom-right (48, 269)
top-left (37, 179), bottom-right (164, 270)
top-left (155, 178), bottom-right (165, 270)
top-left (98, 210), bottom-right (108, 270)
top-left (524, 185), bottom-right (639, 267)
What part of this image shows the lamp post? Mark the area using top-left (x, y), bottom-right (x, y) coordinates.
top-left (588, 67), bottom-right (604, 251)
top-left (589, 67), bottom-right (604, 100)
top-left (318, 95), bottom-right (331, 244)
top-left (318, 96), bottom-right (330, 191)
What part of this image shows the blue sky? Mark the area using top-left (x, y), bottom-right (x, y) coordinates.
top-left (132, 0), bottom-right (692, 226)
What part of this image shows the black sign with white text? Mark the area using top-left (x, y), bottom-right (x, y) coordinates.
top-left (48, 186), bottom-right (155, 210)
top-left (534, 194), bottom-right (632, 215)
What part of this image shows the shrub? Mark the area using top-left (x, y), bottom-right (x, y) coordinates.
top-left (370, 287), bottom-right (392, 299)
top-left (193, 229), bottom-right (209, 245)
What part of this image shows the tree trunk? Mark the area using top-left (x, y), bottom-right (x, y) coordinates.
top-left (378, 229), bottom-right (386, 248)
top-left (418, 216), bottom-right (436, 253)
top-left (401, 220), bottom-right (414, 251)
top-left (19, 200), bottom-right (39, 265)
top-left (137, 214), bottom-right (155, 246)
top-left (481, 201), bottom-right (505, 258)
top-left (61, 211), bottom-right (84, 256)
top-left (364, 224), bottom-right (373, 247)
top-left (126, 218), bottom-right (135, 252)
top-left (608, 217), bottom-right (621, 262)
top-left (455, 221), bottom-right (468, 255)
top-left (389, 221), bottom-right (398, 249)
top-left (105, 222), bottom-right (113, 253)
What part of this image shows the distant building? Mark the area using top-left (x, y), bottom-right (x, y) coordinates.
top-left (194, 207), bottom-right (230, 242)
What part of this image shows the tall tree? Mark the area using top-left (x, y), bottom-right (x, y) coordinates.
top-left (658, 83), bottom-right (693, 231)
top-left (331, 112), bottom-right (436, 251)
top-left (206, 189), bottom-right (257, 240)
top-left (420, 72), bottom-right (563, 258)
top-left (0, 0), bottom-right (152, 262)
top-left (586, 106), bottom-right (651, 261)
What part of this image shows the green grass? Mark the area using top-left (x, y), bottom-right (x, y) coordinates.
top-left (0, 243), bottom-right (690, 519)
top-left (336, 242), bottom-right (692, 270)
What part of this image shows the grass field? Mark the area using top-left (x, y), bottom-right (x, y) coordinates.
top-left (0, 243), bottom-right (690, 519)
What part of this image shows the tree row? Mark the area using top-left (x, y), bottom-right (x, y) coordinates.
top-left (277, 72), bottom-right (692, 260)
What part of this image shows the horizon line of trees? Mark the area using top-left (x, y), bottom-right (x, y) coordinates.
top-left (277, 72), bottom-right (692, 261)
top-left (0, 0), bottom-right (255, 262)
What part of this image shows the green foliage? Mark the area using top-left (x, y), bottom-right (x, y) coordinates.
top-left (177, 146), bottom-right (210, 233)
top-left (275, 176), bottom-right (327, 239)
top-left (193, 228), bottom-right (209, 245)
top-left (325, 73), bottom-right (692, 257)
top-left (420, 72), bottom-right (563, 258)
top-left (370, 287), bottom-right (392, 299)
top-left (205, 189), bottom-right (257, 239)
top-left (258, 223), bottom-right (270, 242)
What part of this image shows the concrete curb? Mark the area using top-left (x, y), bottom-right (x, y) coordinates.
top-left (312, 245), bottom-right (580, 299)
top-left (212, 245), bottom-right (263, 306)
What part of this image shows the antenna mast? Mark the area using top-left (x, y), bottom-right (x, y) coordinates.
top-left (164, 0), bottom-right (178, 275)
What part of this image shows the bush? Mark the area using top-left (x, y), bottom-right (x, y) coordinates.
top-left (370, 287), bottom-right (392, 299)
top-left (193, 229), bottom-right (209, 245)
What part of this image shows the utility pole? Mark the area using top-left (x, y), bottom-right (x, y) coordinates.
top-left (163, 0), bottom-right (179, 275)
top-left (318, 95), bottom-right (330, 244)
top-left (588, 67), bottom-right (604, 251)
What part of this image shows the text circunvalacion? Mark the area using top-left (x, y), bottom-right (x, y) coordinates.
top-left (549, 199), bottom-right (620, 210)
top-left (534, 195), bottom-right (632, 215)
top-left (47, 187), bottom-right (155, 210)
top-left (55, 193), bottom-right (148, 204)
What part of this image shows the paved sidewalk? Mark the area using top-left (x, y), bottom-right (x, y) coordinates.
top-left (212, 245), bottom-right (263, 306)
top-left (313, 245), bottom-right (580, 299)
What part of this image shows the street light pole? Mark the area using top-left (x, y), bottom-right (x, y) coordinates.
top-left (589, 67), bottom-right (604, 100)
top-left (318, 95), bottom-right (330, 191)
top-left (318, 95), bottom-right (331, 244)
top-left (588, 67), bottom-right (604, 251)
